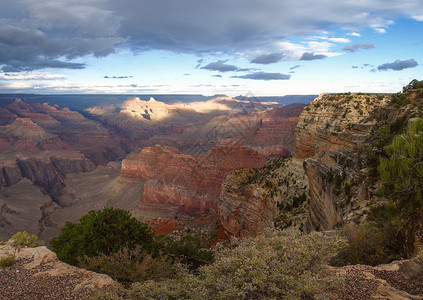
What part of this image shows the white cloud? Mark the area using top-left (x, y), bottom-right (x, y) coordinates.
top-left (374, 28), bottom-right (387, 33)
top-left (348, 32), bottom-right (361, 37)
top-left (0, 71), bottom-right (67, 80)
top-left (328, 38), bottom-right (350, 43)
top-left (412, 15), bottom-right (423, 21)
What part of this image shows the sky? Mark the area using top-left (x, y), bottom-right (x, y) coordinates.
top-left (0, 0), bottom-right (422, 97)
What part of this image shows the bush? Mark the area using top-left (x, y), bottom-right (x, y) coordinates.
top-left (94, 230), bottom-right (346, 300)
top-left (378, 119), bottom-right (423, 224)
top-left (10, 231), bottom-right (44, 248)
top-left (0, 254), bottom-right (16, 267)
top-left (158, 235), bottom-right (214, 271)
top-left (50, 207), bottom-right (155, 266)
top-left (80, 246), bottom-right (174, 285)
top-left (332, 222), bottom-right (400, 266)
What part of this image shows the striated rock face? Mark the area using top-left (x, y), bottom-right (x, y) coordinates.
top-left (219, 157), bottom-right (309, 237)
top-left (219, 169), bottom-right (275, 237)
top-left (121, 145), bottom-right (267, 218)
top-left (294, 93), bottom-right (393, 231)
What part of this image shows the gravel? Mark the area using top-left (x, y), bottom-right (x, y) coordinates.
top-left (0, 258), bottom-right (96, 300)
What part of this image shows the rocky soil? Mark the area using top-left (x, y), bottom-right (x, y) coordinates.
top-left (333, 257), bottom-right (423, 299)
top-left (0, 243), bottom-right (115, 299)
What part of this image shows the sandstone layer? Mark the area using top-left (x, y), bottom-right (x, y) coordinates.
top-left (293, 93), bottom-right (423, 234)
top-left (219, 157), bottom-right (309, 237)
top-left (121, 145), bottom-right (267, 218)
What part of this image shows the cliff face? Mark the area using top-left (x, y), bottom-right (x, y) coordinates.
top-left (121, 145), bottom-right (267, 218)
top-left (219, 157), bottom-right (309, 237)
top-left (294, 93), bottom-right (396, 231)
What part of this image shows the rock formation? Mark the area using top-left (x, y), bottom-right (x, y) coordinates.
top-left (121, 145), bottom-right (267, 218)
top-left (219, 157), bottom-right (309, 237)
top-left (0, 242), bottom-right (115, 298)
top-left (295, 93), bottom-right (392, 231)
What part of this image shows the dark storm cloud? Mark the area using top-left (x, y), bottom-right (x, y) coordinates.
top-left (232, 72), bottom-right (290, 80)
top-left (0, 0), bottom-right (124, 71)
top-left (201, 60), bottom-right (238, 72)
top-left (109, 0), bottom-right (423, 53)
top-left (2, 0), bottom-right (423, 72)
top-left (300, 52), bottom-right (327, 61)
top-left (377, 59), bottom-right (418, 71)
top-left (1, 59), bottom-right (85, 72)
top-left (343, 43), bottom-right (375, 53)
top-left (250, 53), bottom-right (284, 64)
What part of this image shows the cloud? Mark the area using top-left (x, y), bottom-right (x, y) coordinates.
top-left (0, 71), bottom-right (66, 80)
top-left (2, 0), bottom-right (423, 72)
top-left (290, 65), bottom-right (301, 70)
top-left (195, 59), bottom-right (203, 68)
top-left (0, 1), bottom-right (124, 72)
top-left (201, 60), bottom-right (238, 72)
top-left (328, 38), bottom-right (350, 43)
top-left (0, 58), bottom-right (86, 72)
top-left (412, 15), bottom-right (423, 21)
top-left (300, 52), bottom-right (327, 61)
top-left (250, 53), bottom-right (284, 64)
top-left (348, 32), bottom-right (361, 37)
top-left (109, 0), bottom-right (423, 54)
top-left (342, 43), bottom-right (375, 53)
top-left (352, 66), bottom-right (359, 69)
top-left (374, 28), bottom-right (387, 33)
top-left (232, 72), bottom-right (290, 80)
top-left (377, 59), bottom-right (418, 71)
top-left (104, 75), bottom-right (133, 79)
top-left (212, 74), bottom-right (222, 77)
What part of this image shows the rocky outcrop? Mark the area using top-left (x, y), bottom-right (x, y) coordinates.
top-left (219, 157), bottom-right (309, 237)
top-left (0, 243), bottom-right (115, 298)
top-left (219, 169), bottom-right (275, 237)
top-left (121, 145), bottom-right (267, 218)
top-left (294, 93), bottom-right (394, 231)
top-left (334, 256), bottom-right (423, 299)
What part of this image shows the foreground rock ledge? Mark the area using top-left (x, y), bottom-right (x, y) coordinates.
top-left (0, 243), bottom-right (115, 299)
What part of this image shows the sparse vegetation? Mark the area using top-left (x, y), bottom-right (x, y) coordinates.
top-left (402, 79), bottom-right (423, 92)
top-left (50, 207), bottom-right (214, 284)
top-left (93, 230), bottom-right (346, 300)
top-left (0, 254), bottom-right (16, 267)
top-left (10, 231), bottom-right (44, 248)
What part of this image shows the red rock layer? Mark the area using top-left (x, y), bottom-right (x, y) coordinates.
top-left (121, 145), bottom-right (267, 217)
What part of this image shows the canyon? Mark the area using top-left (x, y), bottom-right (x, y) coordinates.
top-left (0, 95), bottom-right (304, 242)
top-left (3, 90), bottom-right (420, 254)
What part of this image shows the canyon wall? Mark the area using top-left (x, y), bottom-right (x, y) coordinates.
top-left (121, 145), bottom-right (267, 219)
top-left (295, 93), bottom-right (397, 231)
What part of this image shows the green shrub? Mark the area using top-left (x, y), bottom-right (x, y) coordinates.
top-left (390, 92), bottom-right (408, 107)
top-left (158, 235), bottom-right (214, 271)
top-left (94, 230), bottom-right (346, 300)
top-left (0, 254), bottom-right (16, 267)
top-left (10, 231), bottom-right (44, 248)
top-left (402, 79), bottom-right (423, 92)
top-left (50, 207), bottom-right (155, 266)
top-left (378, 119), bottom-right (423, 225)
